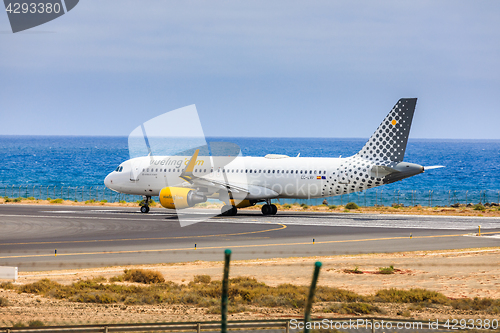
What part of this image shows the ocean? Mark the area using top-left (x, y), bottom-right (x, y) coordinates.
top-left (1, 136), bottom-right (499, 207)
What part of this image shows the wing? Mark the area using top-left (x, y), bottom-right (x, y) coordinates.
top-left (179, 149), bottom-right (277, 199)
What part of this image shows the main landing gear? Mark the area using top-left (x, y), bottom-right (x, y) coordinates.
top-left (140, 196), bottom-right (151, 214)
top-left (261, 200), bottom-right (277, 215)
top-left (221, 205), bottom-right (237, 216)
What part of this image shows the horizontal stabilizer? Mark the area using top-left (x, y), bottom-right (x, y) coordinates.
top-left (424, 165), bottom-right (445, 171)
top-left (370, 165), bottom-right (400, 177)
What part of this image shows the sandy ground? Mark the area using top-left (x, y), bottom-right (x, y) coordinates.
top-left (1, 198), bottom-right (500, 217)
top-left (1, 247), bottom-right (499, 326)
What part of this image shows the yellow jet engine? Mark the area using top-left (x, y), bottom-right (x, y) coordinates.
top-left (159, 187), bottom-right (207, 209)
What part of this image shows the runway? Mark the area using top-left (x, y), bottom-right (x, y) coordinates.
top-left (1, 204), bottom-right (499, 271)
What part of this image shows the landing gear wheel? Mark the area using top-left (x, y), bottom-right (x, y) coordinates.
top-left (270, 204), bottom-right (278, 215)
top-left (262, 204), bottom-right (278, 215)
top-left (221, 205), bottom-right (237, 216)
top-left (140, 195), bottom-right (151, 214)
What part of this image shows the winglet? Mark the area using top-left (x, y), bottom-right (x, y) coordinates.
top-left (180, 149), bottom-right (200, 183)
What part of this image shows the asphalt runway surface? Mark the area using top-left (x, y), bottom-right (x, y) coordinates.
top-left (1, 204), bottom-right (499, 271)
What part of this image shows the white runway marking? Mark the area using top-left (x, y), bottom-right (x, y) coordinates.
top-left (40, 211), bottom-right (80, 213)
top-left (2, 209), bottom-right (500, 230)
top-left (209, 215), bottom-right (500, 230)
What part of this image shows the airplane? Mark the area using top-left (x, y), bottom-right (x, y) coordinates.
top-left (104, 98), bottom-right (443, 216)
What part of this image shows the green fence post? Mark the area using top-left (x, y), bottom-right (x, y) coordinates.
top-left (304, 261), bottom-right (322, 333)
top-left (221, 249), bottom-right (232, 333)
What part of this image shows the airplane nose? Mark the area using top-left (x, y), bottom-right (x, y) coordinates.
top-left (104, 174), bottom-right (112, 188)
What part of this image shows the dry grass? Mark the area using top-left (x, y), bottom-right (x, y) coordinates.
top-left (193, 274), bottom-right (211, 284)
top-left (6, 275), bottom-right (500, 318)
top-left (375, 288), bottom-right (449, 304)
top-left (378, 265), bottom-right (396, 274)
top-left (122, 269), bottom-right (165, 284)
top-left (0, 297), bottom-right (10, 307)
top-left (451, 297), bottom-right (500, 314)
top-left (9, 276), bottom-right (370, 308)
top-left (0, 282), bottom-right (15, 290)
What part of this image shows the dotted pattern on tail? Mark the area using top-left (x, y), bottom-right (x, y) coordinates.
top-left (356, 98), bottom-right (417, 163)
top-left (323, 98), bottom-right (418, 197)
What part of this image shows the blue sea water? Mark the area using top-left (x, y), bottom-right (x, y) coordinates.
top-left (1, 136), bottom-right (499, 206)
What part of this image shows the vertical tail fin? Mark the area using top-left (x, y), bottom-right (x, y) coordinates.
top-left (356, 98), bottom-right (417, 162)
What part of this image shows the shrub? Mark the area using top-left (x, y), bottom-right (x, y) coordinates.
top-left (0, 297), bottom-right (10, 307)
top-left (376, 288), bottom-right (449, 304)
top-left (344, 266), bottom-right (363, 274)
top-left (50, 198), bottom-right (63, 204)
top-left (100, 199), bottom-right (108, 203)
top-left (193, 275), bottom-right (211, 284)
top-left (123, 269), bottom-right (165, 284)
top-left (474, 204), bottom-right (485, 211)
top-left (282, 204), bottom-right (292, 209)
top-left (315, 287), bottom-right (366, 302)
top-left (13, 197), bottom-right (22, 202)
top-left (0, 282), bottom-right (15, 289)
top-left (451, 297), bottom-right (500, 313)
top-left (328, 205), bottom-right (337, 209)
top-left (302, 204), bottom-right (309, 209)
top-left (345, 202), bottom-right (359, 210)
top-left (73, 292), bottom-right (117, 304)
top-left (85, 199), bottom-right (96, 204)
top-left (119, 200), bottom-right (127, 204)
top-left (28, 320), bottom-right (44, 327)
top-left (378, 265), bottom-right (395, 274)
top-left (109, 275), bottom-right (124, 283)
top-left (27, 197), bottom-right (35, 200)
top-left (20, 279), bottom-right (61, 294)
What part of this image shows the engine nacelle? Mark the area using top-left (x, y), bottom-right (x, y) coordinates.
top-left (159, 187), bottom-right (207, 210)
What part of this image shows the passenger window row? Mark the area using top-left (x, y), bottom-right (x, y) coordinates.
top-left (139, 168), bottom-right (335, 176)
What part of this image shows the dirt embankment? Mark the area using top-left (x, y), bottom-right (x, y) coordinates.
top-left (1, 248), bottom-right (499, 326)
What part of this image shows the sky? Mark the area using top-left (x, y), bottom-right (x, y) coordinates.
top-left (1, 1), bottom-right (499, 139)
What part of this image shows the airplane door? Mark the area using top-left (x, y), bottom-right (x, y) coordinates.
top-left (130, 160), bottom-right (144, 181)
top-left (130, 166), bottom-right (140, 181)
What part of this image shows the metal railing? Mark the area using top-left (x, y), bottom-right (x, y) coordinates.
top-left (0, 317), bottom-right (473, 333)
top-left (1, 185), bottom-right (500, 207)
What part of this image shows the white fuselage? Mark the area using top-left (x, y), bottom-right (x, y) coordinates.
top-left (105, 154), bottom-right (389, 200)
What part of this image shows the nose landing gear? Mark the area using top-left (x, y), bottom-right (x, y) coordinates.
top-left (140, 195), bottom-right (151, 213)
